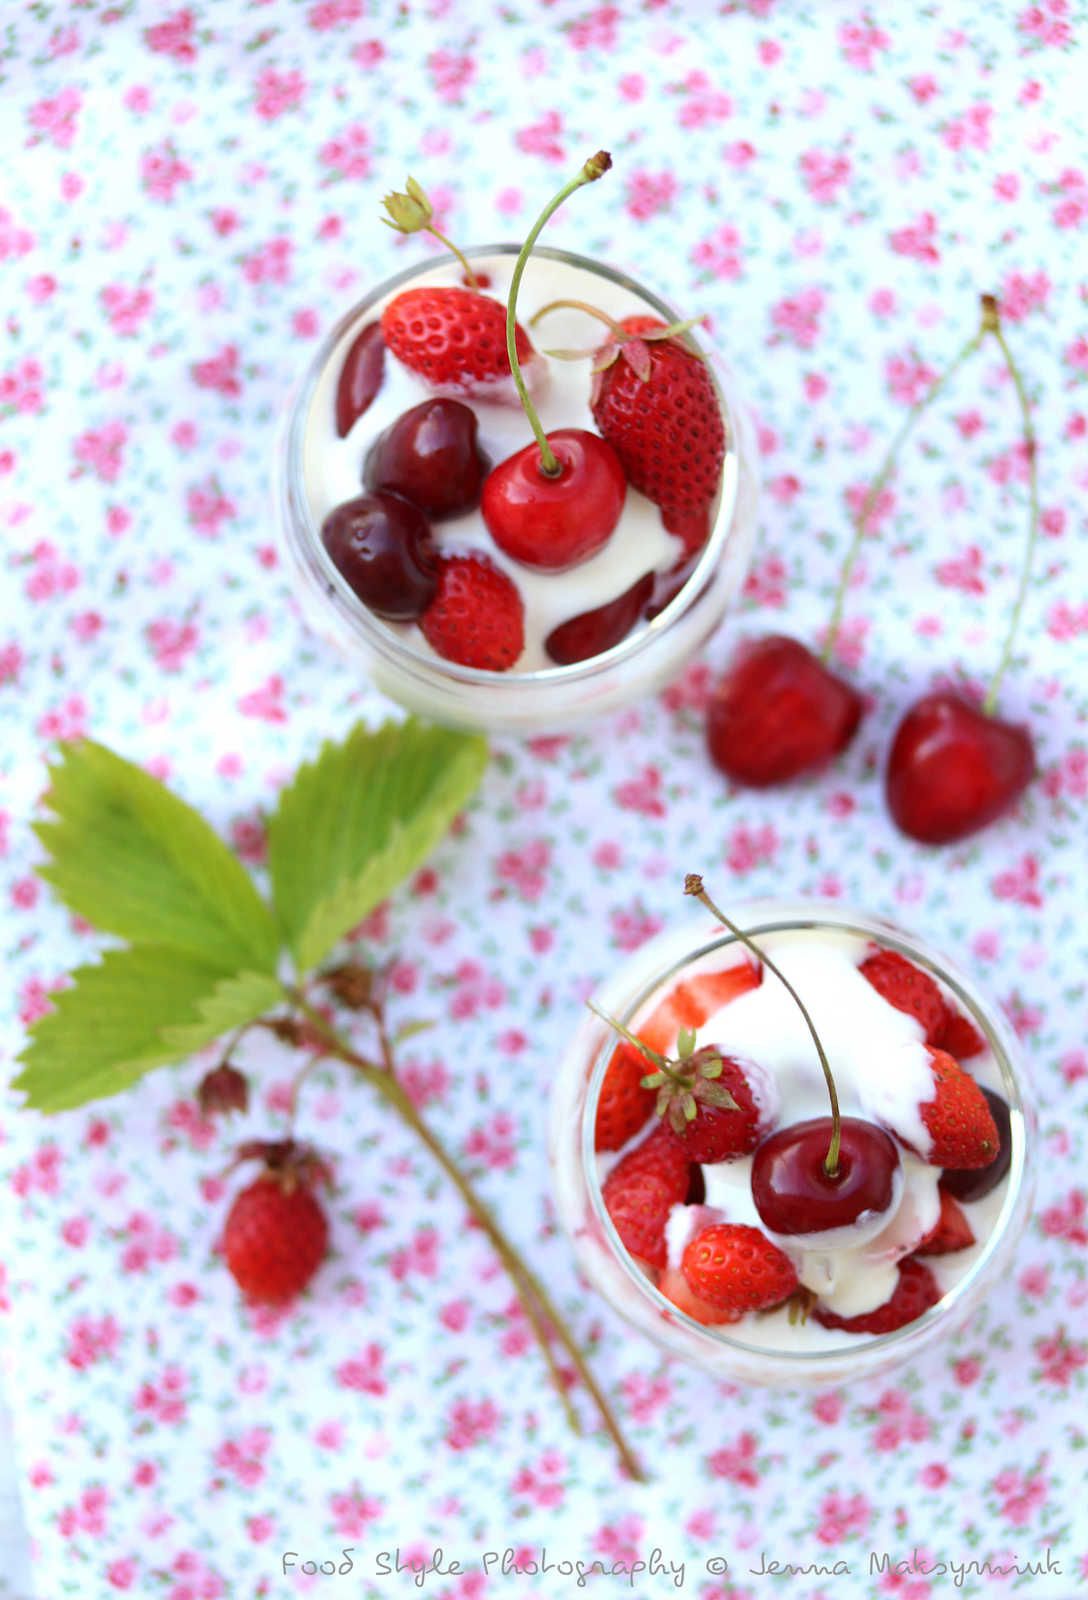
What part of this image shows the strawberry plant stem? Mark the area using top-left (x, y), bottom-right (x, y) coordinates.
top-left (427, 226), bottom-right (481, 292)
top-left (289, 991), bottom-right (644, 1482)
top-left (505, 151), bottom-right (612, 477)
top-left (980, 300), bottom-right (1039, 714)
top-left (821, 311), bottom-right (989, 667)
top-left (684, 875), bottom-right (843, 1175)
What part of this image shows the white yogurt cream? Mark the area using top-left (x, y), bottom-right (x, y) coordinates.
top-left (599, 929), bottom-right (1008, 1351)
top-left (303, 254), bottom-right (714, 671)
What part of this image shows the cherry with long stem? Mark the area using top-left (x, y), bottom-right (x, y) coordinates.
top-left (683, 874), bottom-right (842, 1175)
top-left (284, 985), bottom-right (644, 1482)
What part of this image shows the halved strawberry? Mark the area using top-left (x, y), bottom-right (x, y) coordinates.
top-left (419, 553), bottom-right (524, 671)
top-left (932, 1001), bottom-right (986, 1061)
top-left (601, 1123), bottom-right (691, 1270)
top-left (659, 1265), bottom-right (742, 1326)
top-left (917, 1048), bottom-right (1000, 1170)
top-left (593, 960), bottom-right (760, 1151)
top-left (859, 948), bottom-right (945, 1042)
top-left (813, 1257), bottom-right (940, 1335)
top-left (380, 286), bottom-right (537, 395)
top-left (916, 1189), bottom-right (975, 1256)
top-left (680, 1222), bottom-right (798, 1315)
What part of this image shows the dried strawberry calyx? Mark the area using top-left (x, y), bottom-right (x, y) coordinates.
top-left (379, 175), bottom-right (482, 291)
top-left (587, 1002), bottom-right (738, 1136)
top-left (223, 1138), bottom-right (332, 1193)
top-left (530, 298), bottom-right (706, 380)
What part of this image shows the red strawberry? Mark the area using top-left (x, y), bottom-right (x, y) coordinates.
top-left (593, 960), bottom-right (760, 1151)
top-left (380, 287), bottom-right (536, 395)
top-left (601, 1123), bottom-right (691, 1270)
top-left (419, 553), bottom-right (524, 671)
top-left (813, 1257), bottom-right (940, 1334)
top-left (858, 948), bottom-right (945, 1043)
top-left (916, 1189), bottom-right (975, 1256)
top-left (932, 1001), bottom-right (986, 1061)
top-left (680, 1222), bottom-right (798, 1314)
top-left (223, 1145), bottom-right (330, 1305)
top-left (671, 1055), bottom-right (770, 1163)
top-left (917, 1048), bottom-right (1000, 1169)
top-left (590, 316), bottom-right (726, 517)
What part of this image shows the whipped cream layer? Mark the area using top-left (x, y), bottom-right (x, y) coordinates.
top-left (304, 253), bottom-right (711, 672)
top-left (603, 928), bottom-right (1008, 1352)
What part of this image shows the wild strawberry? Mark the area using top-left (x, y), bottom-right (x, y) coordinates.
top-left (380, 286), bottom-right (537, 396)
top-left (222, 1142), bottom-right (331, 1305)
top-left (916, 1188), bottom-right (975, 1256)
top-left (813, 1257), bottom-right (940, 1335)
top-left (858, 948), bottom-right (945, 1043)
top-left (914, 1048), bottom-right (1000, 1169)
top-left (593, 960), bottom-right (760, 1151)
top-left (601, 1123), bottom-right (691, 1270)
top-left (680, 1223), bottom-right (798, 1314)
top-left (419, 553), bottom-right (524, 671)
top-left (932, 1001), bottom-right (986, 1060)
top-left (590, 316), bottom-right (726, 518)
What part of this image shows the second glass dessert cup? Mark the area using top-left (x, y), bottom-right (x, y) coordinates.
top-left (550, 900), bottom-right (1034, 1388)
top-left (278, 245), bottom-right (760, 735)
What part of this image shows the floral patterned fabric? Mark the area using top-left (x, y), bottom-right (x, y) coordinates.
top-left (2, 2), bottom-right (1087, 1597)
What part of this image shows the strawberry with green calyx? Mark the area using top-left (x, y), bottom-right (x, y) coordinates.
top-left (588, 1002), bottom-right (740, 1137)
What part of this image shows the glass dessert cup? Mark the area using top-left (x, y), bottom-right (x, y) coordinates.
top-left (550, 899), bottom-right (1034, 1387)
top-left (278, 244), bottom-right (760, 735)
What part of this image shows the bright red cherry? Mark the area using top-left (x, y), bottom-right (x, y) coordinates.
top-left (482, 429), bottom-right (626, 571)
top-left (321, 492), bottom-right (438, 620)
top-left (885, 691), bottom-right (1035, 844)
top-left (364, 398), bottom-right (487, 520)
top-left (751, 1116), bottom-right (900, 1235)
top-left (939, 1087), bottom-right (1012, 1202)
top-left (544, 572), bottom-right (654, 665)
top-left (335, 321), bottom-right (385, 437)
top-left (706, 635), bottom-right (864, 788)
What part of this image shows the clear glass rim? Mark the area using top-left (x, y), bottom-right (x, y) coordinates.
top-left (282, 243), bottom-right (743, 692)
top-left (581, 903), bottom-right (1031, 1364)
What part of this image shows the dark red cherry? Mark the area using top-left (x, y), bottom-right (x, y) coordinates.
top-left (335, 321), bottom-right (385, 437)
top-left (364, 398), bottom-right (487, 520)
top-left (885, 692), bottom-right (1035, 844)
top-left (751, 1116), bottom-right (900, 1235)
top-left (939, 1087), bottom-right (1012, 1202)
top-left (706, 635), bottom-right (864, 788)
top-left (482, 429), bottom-right (626, 570)
top-left (544, 572), bottom-right (654, 665)
top-left (321, 492), bottom-right (438, 620)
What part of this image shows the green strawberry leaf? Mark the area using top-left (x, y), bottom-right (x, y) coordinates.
top-left (34, 741), bottom-right (280, 974)
top-left (13, 949), bottom-right (282, 1113)
top-left (267, 718), bottom-right (488, 974)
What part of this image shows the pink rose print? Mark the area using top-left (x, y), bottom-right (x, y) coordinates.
top-left (594, 1514), bottom-right (643, 1567)
top-left (887, 351), bottom-right (939, 405)
top-left (309, 0), bottom-right (365, 26)
top-left (614, 765), bottom-right (666, 817)
top-left (241, 236), bottom-right (293, 286)
top-left (1018, 1), bottom-right (1073, 49)
top-left (140, 140), bottom-right (193, 201)
top-left (58, 1483), bottom-right (109, 1540)
top-left (71, 420), bottom-right (127, 483)
top-left (725, 822), bottom-right (779, 873)
top-left (254, 67), bottom-right (306, 119)
top-left (0, 205), bottom-right (34, 259)
top-left (515, 111), bottom-right (565, 163)
top-left (676, 70), bottom-right (732, 127)
top-left (191, 345), bottom-right (242, 397)
top-left (1046, 599), bottom-right (1088, 640)
top-left (144, 9), bottom-right (198, 62)
top-left (942, 103), bottom-right (993, 151)
top-left (329, 1486), bottom-right (382, 1537)
top-left (186, 476), bottom-right (237, 535)
top-left (428, 49), bottom-right (476, 102)
top-left (620, 1371), bottom-right (671, 1423)
top-left (800, 147), bottom-right (852, 203)
top-left (318, 124), bottom-right (372, 182)
top-left (135, 1365), bottom-right (188, 1426)
top-left (889, 212), bottom-right (940, 262)
top-left (935, 545), bottom-right (985, 593)
top-left (213, 1428), bottom-right (273, 1488)
top-left (100, 282), bottom-right (155, 337)
top-left (769, 286), bottom-right (824, 348)
top-left (335, 1343), bottom-right (386, 1394)
top-left (510, 1449), bottom-right (566, 1507)
top-left (839, 18), bottom-right (891, 69)
top-left (165, 1552), bottom-right (224, 1600)
top-left (1000, 268), bottom-right (1051, 318)
top-left (147, 618), bottom-right (199, 672)
top-left (463, 1112), bottom-right (517, 1171)
top-left (991, 1464), bottom-right (1049, 1526)
top-left (707, 1431), bottom-right (759, 1486)
top-left (494, 838), bottom-right (551, 900)
top-left (445, 1396), bottom-right (501, 1450)
top-left (389, 1226), bottom-right (440, 1280)
top-left (691, 224), bottom-right (744, 280)
top-left (1, 357), bottom-right (45, 415)
top-left (624, 170), bottom-right (678, 220)
top-left (569, 6), bottom-right (621, 51)
top-left (66, 1313), bottom-right (122, 1370)
top-left (1039, 1188), bottom-right (1088, 1244)
top-left (815, 1490), bottom-right (871, 1544)
top-left (1035, 1328), bottom-right (1088, 1385)
top-left (26, 86), bottom-right (81, 149)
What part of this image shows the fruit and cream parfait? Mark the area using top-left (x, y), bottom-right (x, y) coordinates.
top-left (550, 892), bottom-right (1033, 1387)
top-left (279, 158), bottom-right (759, 733)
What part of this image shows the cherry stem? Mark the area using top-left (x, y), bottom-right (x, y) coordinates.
top-left (287, 985), bottom-right (644, 1482)
top-left (428, 226), bottom-right (481, 292)
top-left (505, 151), bottom-right (612, 477)
top-left (822, 305), bottom-right (991, 667)
top-left (683, 874), bottom-right (843, 1176)
top-left (980, 297), bottom-right (1039, 713)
